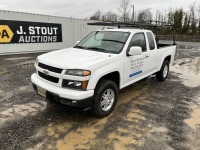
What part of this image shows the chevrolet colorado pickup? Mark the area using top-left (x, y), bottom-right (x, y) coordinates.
top-left (31, 23), bottom-right (176, 118)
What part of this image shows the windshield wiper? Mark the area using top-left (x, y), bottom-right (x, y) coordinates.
top-left (75, 46), bottom-right (116, 54)
top-left (74, 46), bottom-right (86, 49)
top-left (102, 39), bottom-right (125, 44)
top-left (86, 47), bottom-right (107, 52)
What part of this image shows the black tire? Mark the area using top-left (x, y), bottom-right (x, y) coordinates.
top-left (92, 80), bottom-right (118, 118)
top-left (156, 60), bottom-right (170, 82)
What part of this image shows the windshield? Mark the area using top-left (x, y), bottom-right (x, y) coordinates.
top-left (74, 31), bottom-right (130, 54)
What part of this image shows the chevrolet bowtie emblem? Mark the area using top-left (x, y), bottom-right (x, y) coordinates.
top-left (43, 69), bottom-right (49, 75)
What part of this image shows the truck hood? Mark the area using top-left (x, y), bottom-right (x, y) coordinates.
top-left (38, 48), bottom-right (117, 69)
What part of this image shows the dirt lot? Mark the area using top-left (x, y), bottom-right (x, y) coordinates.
top-left (0, 45), bottom-right (200, 150)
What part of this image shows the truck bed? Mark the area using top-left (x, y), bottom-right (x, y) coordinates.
top-left (157, 43), bottom-right (174, 49)
top-left (156, 44), bottom-right (176, 71)
top-left (157, 40), bottom-right (176, 49)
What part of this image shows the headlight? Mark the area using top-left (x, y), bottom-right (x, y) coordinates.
top-left (62, 80), bottom-right (88, 90)
top-left (65, 69), bottom-right (91, 76)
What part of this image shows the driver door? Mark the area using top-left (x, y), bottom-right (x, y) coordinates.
top-left (124, 33), bottom-right (150, 86)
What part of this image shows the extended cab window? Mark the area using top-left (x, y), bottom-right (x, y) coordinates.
top-left (128, 33), bottom-right (147, 52)
top-left (147, 32), bottom-right (156, 50)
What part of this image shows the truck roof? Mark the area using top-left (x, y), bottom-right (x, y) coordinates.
top-left (96, 28), bottom-right (151, 33)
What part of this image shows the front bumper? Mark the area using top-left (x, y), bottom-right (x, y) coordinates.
top-left (31, 73), bottom-right (94, 107)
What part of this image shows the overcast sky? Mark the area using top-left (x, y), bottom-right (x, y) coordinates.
top-left (0, 0), bottom-right (197, 19)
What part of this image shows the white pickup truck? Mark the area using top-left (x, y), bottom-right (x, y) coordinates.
top-left (31, 24), bottom-right (176, 118)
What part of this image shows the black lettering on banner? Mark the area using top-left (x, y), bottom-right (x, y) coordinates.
top-left (0, 20), bottom-right (62, 44)
top-left (2, 30), bottom-right (10, 38)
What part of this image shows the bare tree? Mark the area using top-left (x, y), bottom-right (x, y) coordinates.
top-left (156, 10), bottom-right (165, 22)
top-left (102, 11), bottom-right (118, 22)
top-left (189, 2), bottom-right (197, 34)
top-left (198, 4), bottom-right (200, 18)
top-left (118, 0), bottom-right (131, 22)
top-left (163, 10), bottom-right (168, 23)
top-left (167, 8), bottom-right (174, 24)
top-left (90, 10), bottom-right (102, 21)
top-left (137, 8), bottom-right (152, 22)
top-left (198, 4), bottom-right (200, 34)
top-left (182, 11), bottom-right (190, 34)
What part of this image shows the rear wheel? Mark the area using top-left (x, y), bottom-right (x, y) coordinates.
top-left (92, 80), bottom-right (118, 118)
top-left (156, 60), bottom-right (170, 81)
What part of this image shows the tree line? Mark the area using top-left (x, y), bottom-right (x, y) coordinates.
top-left (89, 0), bottom-right (200, 36)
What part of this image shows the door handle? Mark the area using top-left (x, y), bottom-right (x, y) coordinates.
top-left (145, 55), bottom-right (149, 58)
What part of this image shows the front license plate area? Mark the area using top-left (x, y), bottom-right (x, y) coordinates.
top-left (37, 86), bottom-right (46, 98)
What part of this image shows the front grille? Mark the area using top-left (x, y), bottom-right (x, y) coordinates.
top-left (38, 71), bottom-right (59, 83)
top-left (38, 62), bottom-right (63, 74)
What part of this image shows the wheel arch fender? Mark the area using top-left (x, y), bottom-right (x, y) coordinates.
top-left (158, 54), bottom-right (172, 71)
top-left (87, 68), bottom-right (121, 90)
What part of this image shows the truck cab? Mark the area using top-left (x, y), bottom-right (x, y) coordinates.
top-left (31, 22), bottom-right (176, 118)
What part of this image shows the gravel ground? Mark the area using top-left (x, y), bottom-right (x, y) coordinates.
top-left (0, 44), bottom-right (200, 150)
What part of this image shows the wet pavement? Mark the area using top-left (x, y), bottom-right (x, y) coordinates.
top-left (0, 45), bottom-right (200, 150)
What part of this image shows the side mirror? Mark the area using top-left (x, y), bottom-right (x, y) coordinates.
top-left (76, 41), bottom-right (80, 44)
top-left (128, 46), bottom-right (142, 56)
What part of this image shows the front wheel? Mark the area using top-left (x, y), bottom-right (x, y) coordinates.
top-left (156, 60), bottom-right (170, 82)
top-left (92, 80), bottom-right (118, 118)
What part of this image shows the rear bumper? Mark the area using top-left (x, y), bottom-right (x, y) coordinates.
top-left (31, 73), bottom-right (94, 107)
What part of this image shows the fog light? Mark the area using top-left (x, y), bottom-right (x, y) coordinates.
top-left (74, 81), bottom-right (82, 87)
top-left (62, 80), bottom-right (88, 90)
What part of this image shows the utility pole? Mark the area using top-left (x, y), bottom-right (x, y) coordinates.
top-left (131, 5), bottom-right (134, 22)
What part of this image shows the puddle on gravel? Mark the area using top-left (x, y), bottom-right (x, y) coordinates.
top-left (185, 97), bottom-right (200, 129)
top-left (185, 108), bottom-right (200, 129)
top-left (150, 127), bottom-right (167, 133)
top-left (5, 57), bottom-right (32, 61)
top-left (117, 88), bottom-right (142, 106)
top-left (55, 94), bottom-right (150, 150)
top-left (17, 60), bottom-right (35, 65)
top-left (47, 123), bottom-right (72, 138)
top-left (0, 101), bottom-right (47, 125)
top-left (171, 57), bottom-right (200, 87)
top-left (117, 81), bottom-right (148, 106)
top-left (30, 81), bottom-right (150, 150)
top-left (143, 126), bottom-right (173, 150)
top-left (19, 86), bottom-right (27, 91)
top-left (56, 118), bottom-right (108, 150)
top-left (0, 91), bottom-right (13, 102)
top-left (16, 60), bottom-right (35, 69)
top-left (106, 96), bottom-right (151, 149)
top-left (0, 68), bottom-right (7, 75)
